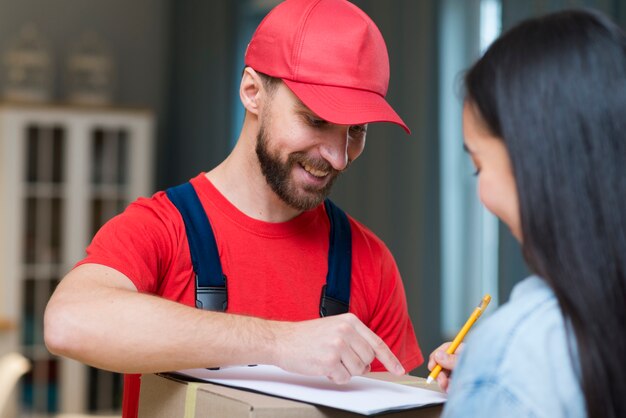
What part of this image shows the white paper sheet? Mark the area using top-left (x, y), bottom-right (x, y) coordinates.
top-left (173, 365), bottom-right (446, 416)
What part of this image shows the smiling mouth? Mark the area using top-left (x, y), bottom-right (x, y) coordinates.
top-left (300, 161), bottom-right (330, 178)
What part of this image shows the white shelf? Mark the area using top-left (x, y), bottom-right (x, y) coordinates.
top-left (0, 103), bottom-right (154, 415)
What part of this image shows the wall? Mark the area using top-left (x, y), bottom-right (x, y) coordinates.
top-left (161, 0), bottom-right (238, 187)
top-left (0, 0), bottom-right (169, 193)
top-left (332, 0), bottom-right (442, 376)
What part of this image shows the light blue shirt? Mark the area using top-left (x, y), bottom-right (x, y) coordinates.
top-left (442, 276), bottom-right (585, 418)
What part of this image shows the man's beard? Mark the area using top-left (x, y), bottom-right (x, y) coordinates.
top-left (255, 123), bottom-right (342, 211)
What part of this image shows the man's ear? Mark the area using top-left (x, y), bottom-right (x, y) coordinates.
top-left (240, 67), bottom-right (264, 115)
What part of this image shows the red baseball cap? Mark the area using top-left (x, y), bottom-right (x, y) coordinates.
top-left (244, 0), bottom-right (410, 134)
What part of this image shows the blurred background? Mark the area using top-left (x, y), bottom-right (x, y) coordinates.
top-left (0, 0), bottom-right (623, 416)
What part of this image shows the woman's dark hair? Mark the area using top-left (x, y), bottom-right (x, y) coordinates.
top-left (465, 9), bottom-right (626, 418)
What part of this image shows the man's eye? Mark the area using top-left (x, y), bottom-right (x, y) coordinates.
top-left (307, 116), bottom-right (327, 127)
top-left (349, 125), bottom-right (367, 135)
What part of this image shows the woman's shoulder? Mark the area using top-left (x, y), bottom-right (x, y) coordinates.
top-left (475, 276), bottom-right (562, 349)
top-left (444, 276), bottom-right (585, 417)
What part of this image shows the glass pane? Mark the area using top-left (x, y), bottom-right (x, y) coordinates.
top-left (117, 129), bottom-right (128, 185)
top-left (33, 279), bottom-right (46, 346)
top-left (88, 367), bottom-right (98, 410)
top-left (24, 197), bottom-right (37, 263)
top-left (50, 197), bottom-right (63, 263)
top-left (113, 371), bottom-right (123, 410)
top-left (50, 277), bottom-right (61, 293)
top-left (46, 359), bottom-right (59, 413)
top-left (29, 358), bottom-right (58, 413)
top-left (92, 127), bottom-right (124, 185)
top-left (26, 125), bottom-right (39, 183)
top-left (117, 198), bottom-right (127, 214)
top-left (51, 125), bottom-right (65, 183)
top-left (22, 278), bottom-right (36, 346)
top-left (91, 198), bottom-right (103, 237)
top-left (21, 278), bottom-right (62, 413)
top-left (21, 362), bottom-right (34, 412)
top-left (104, 129), bottom-right (118, 184)
top-left (91, 198), bottom-right (125, 237)
top-left (92, 128), bottom-right (105, 184)
top-left (38, 127), bottom-right (54, 183)
top-left (104, 199), bottom-right (119, 223)
top-left (88, 367), bottom-right (123, 412)
top-left (35, 198), bottom-right (52, 264)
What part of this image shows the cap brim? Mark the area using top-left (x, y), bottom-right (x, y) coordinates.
top-left (282, 79), bottom-right (411, 135)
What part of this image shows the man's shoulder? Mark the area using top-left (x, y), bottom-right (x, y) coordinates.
top-left (115, 178), bottom-right (202, 234)
top-left (327, 202), bottom-right (391, 257)
top-left (130, 174), bottom-right (208, 219)
top-left (125, 189), bottom-right (178, 221)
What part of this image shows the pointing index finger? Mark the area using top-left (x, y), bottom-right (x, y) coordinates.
top-left (353, 319), bottom-right (404, 375)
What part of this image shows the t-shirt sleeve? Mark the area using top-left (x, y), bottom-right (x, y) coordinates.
top-left (368, 243), bottom-right (424, 372)
top-left (74, 192), bottom-right (181, 293)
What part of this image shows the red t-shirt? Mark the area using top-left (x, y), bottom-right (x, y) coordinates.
top-left (77, 173), bottom-right (423, 418)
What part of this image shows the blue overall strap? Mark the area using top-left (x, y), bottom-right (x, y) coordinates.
top-left (165, 182), bottom-right (227, 311)
top-left (320, 199), bottom-right (352, 317)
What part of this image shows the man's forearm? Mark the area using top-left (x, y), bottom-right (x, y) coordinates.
top-left (44, 264), bottom-right (279, 373)
top-left (44, 263), bottom-right (404, 382)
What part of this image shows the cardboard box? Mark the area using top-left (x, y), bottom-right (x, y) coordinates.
top-left (138, 372), bottom-right (443, 418)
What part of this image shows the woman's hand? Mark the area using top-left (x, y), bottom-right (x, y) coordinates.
top-left (427, 342), bottom-right (464, 392)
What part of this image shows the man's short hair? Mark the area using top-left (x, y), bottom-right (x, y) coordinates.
top-left (257, 71), bottom-right (280, 97)
top-left (242, 67), bottom-right (280, 98)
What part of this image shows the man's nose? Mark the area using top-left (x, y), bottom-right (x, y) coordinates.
top-left (318, 126), bottom-right (349, 171)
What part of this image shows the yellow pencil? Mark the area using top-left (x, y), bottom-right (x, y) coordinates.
top-left (426, 294), bottom-right (491, 384)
